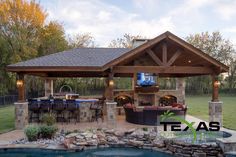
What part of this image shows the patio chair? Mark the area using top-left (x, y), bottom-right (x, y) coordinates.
top-left (28, 99), bottom-right (40, 123)
top-left (66, 99), bottom-right (79, 123)
top-left (53, 99), bottom-right (66, 122)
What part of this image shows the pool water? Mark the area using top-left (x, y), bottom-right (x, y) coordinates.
top-left (0, 147), bottom-right (174, 157)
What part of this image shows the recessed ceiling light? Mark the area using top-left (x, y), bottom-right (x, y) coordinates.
top-left (188, 60), bottom-right (191, 63)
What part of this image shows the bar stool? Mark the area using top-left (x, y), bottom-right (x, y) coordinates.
top-left (39, 99), bottom-right (52, 121)
top-left (53, 99), bottom-right (66, 122)
top-left (66, 100), bottom-right (79, 123)
top-left (90, 100), bottom-right (104, 122)
top-left (28, 99), bottom-right (40, 123)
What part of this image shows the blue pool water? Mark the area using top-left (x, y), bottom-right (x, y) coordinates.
top-left (0, 147), bottom-right (173, 157)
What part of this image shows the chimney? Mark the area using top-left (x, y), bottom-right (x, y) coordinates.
top-left (132, 39), bottom-right (149, 48)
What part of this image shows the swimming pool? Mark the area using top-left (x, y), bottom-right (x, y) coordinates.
top-left (0, 147), bottom-right (173, 157)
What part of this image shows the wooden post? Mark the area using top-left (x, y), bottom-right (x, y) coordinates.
top-left (16, 73), bottom-right (25, 102)
top-left (132, 72), bottom-right (137, 90)
top-left (105, 72), bottom-right (114, 101)
top-left (212, 75), bottom-right (219, 102)
top-left (44, 78), bottom-right (54, 97)
top-left (162, 42), bottom-right (167, 65)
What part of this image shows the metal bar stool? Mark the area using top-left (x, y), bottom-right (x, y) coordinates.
top-left (28, 99), bottom-right (40, 123)
top-left (39, 99), bottom-right (52, 121)
top-left (53, 99), bottom-right (66, 122)
top-left (66, 99), bottom-right (79, 123)
top-left (90, 100), bottom-right (104, 122)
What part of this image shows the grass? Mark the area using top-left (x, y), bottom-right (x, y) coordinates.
top-left (0, 105), bottom-right (15, 133)
top-left (186, 95), bottom-right (236, 130)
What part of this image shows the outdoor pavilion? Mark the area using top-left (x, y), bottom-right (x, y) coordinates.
top-left (6, 31), bottom-right (229, 129)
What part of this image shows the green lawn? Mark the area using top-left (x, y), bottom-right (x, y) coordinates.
top-left (0, 105), bottom-right (14, 133)
top-left (186, 95), bottom-right (236, 130)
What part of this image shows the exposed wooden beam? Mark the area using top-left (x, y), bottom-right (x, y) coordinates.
top-left (162, 43), bottom-right (167, 65)
top-left (167, 33), bottom-right (229, 72)
top-left (167, 50), bottom-right (182, 66)
top-left (146, 49), bottom-right (163, 66)
top-left (113, 66), bottom-right (214, 74)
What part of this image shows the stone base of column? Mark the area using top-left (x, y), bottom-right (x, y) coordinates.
top-left (105, 101), bottom-right (117, 128)
top-left (15, 102), bottom-right (28, 130)
top-left (209, 101), bottom-right (223, 126)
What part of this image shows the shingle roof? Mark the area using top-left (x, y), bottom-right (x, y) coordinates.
top-left (8, 48), bottom-right (131, 67)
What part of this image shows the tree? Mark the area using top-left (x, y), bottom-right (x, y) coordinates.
top-left (109, 34), bottom-right (142, 48)
top-left (0, 0), bottom-right (47, 62)
top-left (38, 21), bottom-right (68, 56)
top-left (68, 33), bottom-right (94, 48)
top-left (226, 57), bottom-right (236, 90)
top-left (186, 32), bottom-right (233, 65)
top-left (186, 31), bottom-right (235, 95)
top-left (0, 0), bottom-right (47, 95)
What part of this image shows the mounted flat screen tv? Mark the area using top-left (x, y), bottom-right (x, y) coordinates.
top-left (137, 73), bottom-right (157, 87)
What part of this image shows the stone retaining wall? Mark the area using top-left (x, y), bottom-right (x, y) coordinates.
top-left (165, 140), bottom-right (223, 157)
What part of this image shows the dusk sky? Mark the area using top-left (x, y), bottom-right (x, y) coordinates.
top-left (40, 0), bottom-right (236, 46)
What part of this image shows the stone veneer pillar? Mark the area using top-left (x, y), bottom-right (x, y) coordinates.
top-left (15, 102), bottom-right (28, 129)
top-left (209, 101), bottom-right (223, 126)
top-left (45, 78), bottom-right (53, 97)
top-left (176, 78), bottom-right (185, 104)
top-left (106, 101), bottom-right (117, 128)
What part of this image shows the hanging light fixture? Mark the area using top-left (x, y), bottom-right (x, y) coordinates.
top-left (16, 80), bottom-right (23, 87)
top-left (16, 74), bottom-right (24, 88)
top-left (109, 80), bottom-right (114, 86)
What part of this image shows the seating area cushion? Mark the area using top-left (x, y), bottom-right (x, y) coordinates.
top-left (124, 104), bottom-right (187, 126)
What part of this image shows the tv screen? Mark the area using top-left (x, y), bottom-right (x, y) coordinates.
top-left (137, 73), bottom-right (157, 86)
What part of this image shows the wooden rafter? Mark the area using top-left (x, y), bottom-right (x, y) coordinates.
top-left (146, 49), bottom-right (163, 66)
top-left (162, 43), bottom-right (168, 65)
top-left (167, 50), bottom-right (182, 66)
top-left (113, 66), bottom-right (214, 74)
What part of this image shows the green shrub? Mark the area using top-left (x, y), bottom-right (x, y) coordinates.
top-left (41, 113), bottom-right (56, 126)
top-left (39, 125), bottom-right (58, 139)
top-left (24, 125), bottom-right (40, 141)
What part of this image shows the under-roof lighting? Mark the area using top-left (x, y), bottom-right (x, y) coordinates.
top-left (188, 60), bottom-right (192, 63)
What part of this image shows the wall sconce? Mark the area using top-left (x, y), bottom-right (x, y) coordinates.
top-left (109, 80), bottom-right (114, 86)
top-left (16, 80), bottom-right (23, 88)
top-left (214, 80), bottom-right (220, 88)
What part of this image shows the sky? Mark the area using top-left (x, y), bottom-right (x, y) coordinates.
top-left (40, 0), bottom-right (236, 47)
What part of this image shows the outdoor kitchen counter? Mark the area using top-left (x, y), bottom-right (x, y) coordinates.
top-left (75, 98), bottom-right (99, 122)
top-left (31, 98), bottom-right (99, 122)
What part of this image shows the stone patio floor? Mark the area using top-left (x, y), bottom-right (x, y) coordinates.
top-left (1, 115), bottom-right (236, 150)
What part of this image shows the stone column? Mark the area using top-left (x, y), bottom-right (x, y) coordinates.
top-left (106, 101), bottom-right (117, 128)
top-left (15, 102), bottom-right (28, 129)
top-left (45, 78), bottom-right (53, 97)
top-left (176, 78), bottom-right (185, 104)
top-left (209, 75), bottom-right (222, 126)
top-left (209, 101), bottom-right (223, 126)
